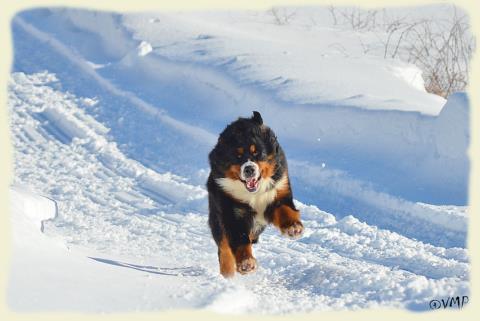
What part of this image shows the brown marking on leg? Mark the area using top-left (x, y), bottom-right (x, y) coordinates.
top-left (234, 244), bottom-right (257, 274)
top-left (218, 235), bottom-right (236, 278)
top-left (275, 175), bottom-right (291, 201)
top-left (224, 164), bottom-right (241, 180)
top-left (275, 183), bottom-right (291, 201)
top-left (272, 205), bottom-right (304, 239)
top-left (248, 230), bottom-right (260, 244)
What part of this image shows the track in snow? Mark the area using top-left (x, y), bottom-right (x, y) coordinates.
top-left (12, 13), bottom-right (468, 248)
top-left (8, 8), bottom-right (470, 313)
top-left (8, 71), bottom-right (468, 313)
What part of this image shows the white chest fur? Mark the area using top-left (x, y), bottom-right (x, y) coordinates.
top-left (215, 174), bottom-right (288, 226)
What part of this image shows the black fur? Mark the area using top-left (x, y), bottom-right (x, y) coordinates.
top-left (207, 111), bottom-right (300, 273)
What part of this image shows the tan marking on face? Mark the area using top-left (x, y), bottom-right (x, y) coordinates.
top-left (236, 147), bottom-right (244, 155)
top-left (218, 235), bottom-right (235, 278)
top-left (225, 164), bottom-right (241, 180)
top-left (258, 160), bottom-right (276, 179)
top-left (250, 144), bottom-right (256, 154)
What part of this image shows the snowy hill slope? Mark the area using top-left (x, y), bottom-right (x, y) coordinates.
top-left (123, 9), bottom-right (446, 114)
top-left (8, 6), bottom-right (470, 313)
top-left (8, 71), bottom-right (469, 313)
top-left (12, 8), bottom-right (469, 247)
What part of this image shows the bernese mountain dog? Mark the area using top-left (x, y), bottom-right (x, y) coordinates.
top-left (207, 111), bottom-right (304, 277)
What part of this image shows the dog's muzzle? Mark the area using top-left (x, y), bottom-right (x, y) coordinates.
top-left (240, 160), bottom-right (260, 193)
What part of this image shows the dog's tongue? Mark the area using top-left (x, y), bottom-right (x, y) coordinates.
top-left (246, 177), bottom-right (257, 190)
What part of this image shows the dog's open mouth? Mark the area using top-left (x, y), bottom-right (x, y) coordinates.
top-left (244, 176), bottom-right (260, 193)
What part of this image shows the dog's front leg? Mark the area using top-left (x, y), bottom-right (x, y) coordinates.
top-left (272, 204), bottom-right (304, 239)
top-left (233, 242), bottom-right (257, 275)
top-left (218, 233), bottom-right (236, 278)
top-left (225, 226), bottom-right (257, 275)
top-left (217, 232), bottom-right (256, 277)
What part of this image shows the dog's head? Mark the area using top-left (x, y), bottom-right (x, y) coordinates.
top-left (209, 111), bottom-right (284, 193)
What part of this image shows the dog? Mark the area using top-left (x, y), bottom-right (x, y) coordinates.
top-left (207, 111), bottom-right (303, 277)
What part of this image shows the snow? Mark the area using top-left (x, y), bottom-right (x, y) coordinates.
top-left (137, 40), bottom-right (153, 56)
top-left (7, 5), bottom-right (470, 314)
top-left (8, 186), bottom-right (206, 312)
top-left (122, 9), bottom-right (446, 114)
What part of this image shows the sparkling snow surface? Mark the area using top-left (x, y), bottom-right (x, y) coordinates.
top-left (8, 6), bottom-right (469, 314)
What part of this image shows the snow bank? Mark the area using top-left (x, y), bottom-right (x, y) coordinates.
top-left (9, 186), bottom-right (57, 243)
top-left (12, 9), bottom-right (469, 210)
top-left (8, 186), bottom-right (209, 312)
top-left (123, 9), bottom-right (446, 115)
top-left (205, 286), bottom-right (257, 314)
top-left (434, 92), bottom-right (469, 158)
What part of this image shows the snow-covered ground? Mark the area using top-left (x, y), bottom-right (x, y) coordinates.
top-left (7, 5), bottom-right (470, 313)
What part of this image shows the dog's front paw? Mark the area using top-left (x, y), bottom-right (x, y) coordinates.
top-left (281, 221), bottom-right (304, 239)
top-left (236, 257), bottom-right (257, 274)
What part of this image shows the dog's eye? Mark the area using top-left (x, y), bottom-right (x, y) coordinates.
top-left (236, 147), bottom-right (244, 159)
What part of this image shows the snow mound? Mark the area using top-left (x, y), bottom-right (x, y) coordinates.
top-left (9, 186), bottom-right (57, 242)
top-left (123, 10), bottom-right (446, 114)
top-left (388, 63), bottom-right (426, 92)
top-left (206, 286), bottom-right (257, 314)
top-left (434, 92), bottom-right (469, 157)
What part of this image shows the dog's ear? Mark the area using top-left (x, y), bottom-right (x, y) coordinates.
top-left (252, 111), bottom-right (263, 125)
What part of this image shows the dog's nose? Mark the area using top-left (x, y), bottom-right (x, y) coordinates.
top-left (243, 165), bottom-right (256, 178)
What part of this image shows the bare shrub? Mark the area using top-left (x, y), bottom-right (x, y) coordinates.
top-left (269, 7), bottom-right (297, 25)
top-left (328, 6), bottom-right (475, 97)
top-left (328, 6), bottom-right (380, 31)
top-left (406, 9), bottom-right (475, 97)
